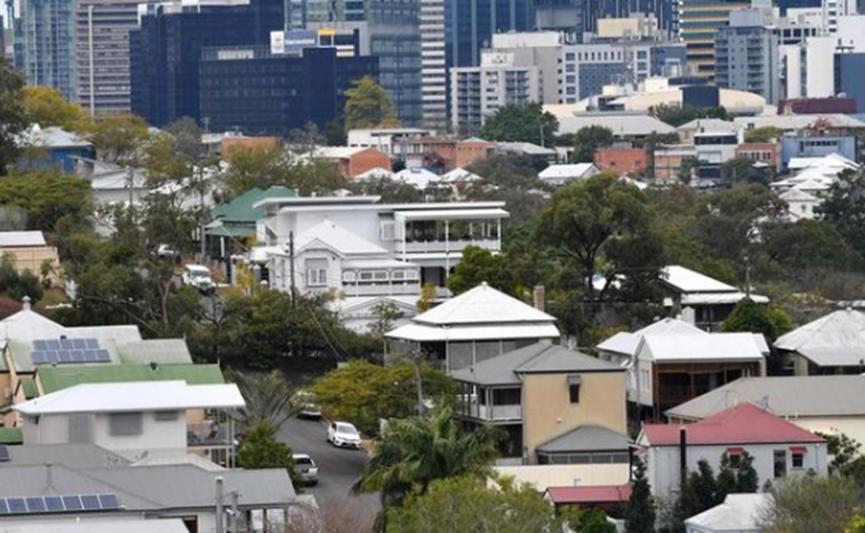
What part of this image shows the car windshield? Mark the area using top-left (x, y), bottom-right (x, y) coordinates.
top-left (337, 424), bottom-right (358, 435)
top-left (294, 457), bottom-right (312, 465)
top-left (189, 270), bottom-right (210, 278)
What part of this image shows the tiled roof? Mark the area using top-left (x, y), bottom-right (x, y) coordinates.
top-left (546, 484), bottom-right (632, 504)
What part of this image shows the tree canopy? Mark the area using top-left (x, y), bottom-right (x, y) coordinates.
top-left (236, 420), bottom-right (302, 487)
top-left (0, 58), bottom-right (28, 175)
top-left (722, 298), bottom-right (793, 341)
top-left (20, 86), bottom-right (90, 132)
top-left (572, 125), bottom-right (614, 163)
top-left (479, 103), bottom-right (558, 146)
top-left (344, 76), bottom-right (399, 130)
top-left (446, 245), bottom-right (514, 296)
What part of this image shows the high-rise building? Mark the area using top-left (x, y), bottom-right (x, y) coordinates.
top-left (368, 0), bottom-right (422, 125)
top-left (420, 0), bottom-right (446, 129)
top-left (444, 0), bottom-right (535, 68)
top-left (714, 9), bottom-right (780, 104)
top-left (835, 52), bottom-right (865, 111)
top-left (781, 35), bottom-right (836, 99)
top-left (199, 40), bottom-right (378, 136)
top-left (19, 0), bottom-right (77, 100)
top-left (129, 0), bottom-right (284, 127)
top-left (678, 0), bottom-right (750, 80)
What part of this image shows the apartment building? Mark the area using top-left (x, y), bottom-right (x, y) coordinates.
top-left (679, 0), bottom-right (750, 80)
top-left (714, 10), bottom-right (781, 105)
top-left (420, 0), bottom-right (447, 129)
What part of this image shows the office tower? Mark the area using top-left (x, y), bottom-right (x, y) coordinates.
top-left (444, 0), bottom-right (535, 68)
top-left (420, 0), bottom-right (447, 129)
top-left (368, 0), bottom-right (422, 125)
top-left (19, 0), bottom-right (77, 100)
top-left (491, 32), bottom-right (562, 104)
top-left (678, 0), bottom-right (750, 80)
top-left (130, 0), bottom-right (284, 127)
top-left (199, 40), bottom-right (378, 136)
top-left (782, 35), bottom-right (836, 99)
top-left (559, 41), bottom-right (657, 102)
top-left (835, 52), bottom-right (865, 111)
top-left (714, 10), bottom-right (780, 104)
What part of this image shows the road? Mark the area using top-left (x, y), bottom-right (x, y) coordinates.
top-left (278, 416), bottom-right (380, 530)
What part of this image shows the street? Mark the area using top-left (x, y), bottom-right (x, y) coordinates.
top-left (278, 415), bottom-right (380, 530)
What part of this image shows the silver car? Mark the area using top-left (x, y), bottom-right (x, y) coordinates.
top-left (292, 453), bottom-right (319, 486)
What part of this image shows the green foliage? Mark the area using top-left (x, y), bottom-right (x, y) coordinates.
top-left (236, 420), bottom-right (301, 487)
top-left (344, 75), bottom-right (399, 130)
top-left (744, 126), bottom-right (781, 143)
top-left (0, 57), bottom-right (27, 175)
top-left (480, 103), bottom-right (558, 145)
top-left (649, 104), bottom-right (729, 127)
top-left (221, 145), bottom-right (345, 198)
top-left (86, 114), bottom-right (150, 164)
top-left (369, 301), bottom-right (404, 344)
top-left (722, 298), bottom-right (793, 341)
top-left (847, 512), bottom-right (865, 532)
top-left (572, 125), bottom-right (614, 163)
top-left (386, 475), bottom-right (563, 533)
top-left (818, 168), bottom-right (865, 255)
top-left (720, 157), bottom-right (763, 186)
top-left (762, 220), bottom-right (864, 275)
top-left (760, 474), bottom-right (865, 533)
top-left (466, 153), bottom-right (545, 189)
top-left (345, 176), bottom-right (423, 203)
top-left (691, 460), bottom-right (720, 510)
top-left (677, 156), bottom-right (699, 184)
top-left (354, 407), bottom-right (501, 511)
top-left (0, 254), bottom-right (43, 302)
top-left (716, 453), bottom-right (738, 502)
top-left (736, 451), bottom-right (759, 493)
top-left (625, 456), bottom-right (656, 533)
top-left (566, 508), bottom-right (617, 533)
top-left (416, 282), bottom-right (437, 312)
top-left (21, 86), bottom-right (91, 132)
top-left (309, 360), bottom-right (456, 435)
top-left (0, 170), bottom-right (93, 230)
top-left (447, 245), bottom-right (514, 296)
top-left (231, 370), bottom-right (295, 432)
top-left (818, 432), bottom-right (865, 486)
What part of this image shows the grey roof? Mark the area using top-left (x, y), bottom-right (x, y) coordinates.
top-left (558, 112), bottom-right (676, 136)
top-left (774, 308), bottom-right (865, 367)
top-left (451, 342), bottom-right (622, 385)
top-left (3, 444), bottom-right (130, 469)
top-left (536, 424), bottom-right (630, 454)
top-left (0, 518), bottom-right (189, 533)
top-left (665, 375), bottom-right (865, 420)
top-left (117, 339), bottom-right (193, 365)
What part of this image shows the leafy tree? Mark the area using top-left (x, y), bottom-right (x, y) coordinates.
top-left (87, 113), bottom-right (150, 164)
top-left (759, 474), bottom-right (865, 533)
top-left (572, 125), bottom-right (614, 163)
top-left (670, 475), bottom-right (702, 533)
top-left (447, 246), bottom-right (514, 295)
top-left (716, 453), bottom-right (738, 502)
top-left (0, 254), bottom-right (43, 302)
top-left (722, 298), bottom-right (793, 341)
top-left (625, 456), bottom-right (656, 533)
top-left (736, 451), bottom-right (759, 493)
top-left (762, 220), bottom-right (864, 275)
top-left (720, 157), bottom-right (762, 185)
top-left (745, 126), bottom-right (781, 143)
top-left (691, 460), bottom-right (720, 510)
top-left (848, 512), bottom-right (865, 532)
top-left (566, 508), bottom-right (617, 533)
top-left (480, 103), bottom-right (558, 145)
top-left (20, 86), bottom-right (90, 132)
top-left (818, 168), bottom-right (865, 254)
top-left (231, 370), bottom-right (296, 432)
top-left (0, 170), bottom-right (93, 230)
top-left (649, 104), bottom-right (728, 127)
top-left (369, 301), bottom-right (404, 350)
top-left (353, 407), bottom-right (501, 513)
top-left (323, 118), bottom-right (347, 145)
top-left (678, 156), bottom-right (699, 184)
top-left (466, 153), bottom-right (546, 187)
top-left (344, 75), bottom-right (399, 130)
top-left (0, 58), bottom-right (28, 175)
top-left (309, 360), bottom-right (456, 435)
top-left (236, 420), bottom-right (302, 487)
top-left (416, 282), bottom-right (437, 312)
top-left (818, 431), bottom-right (865, 486)
top-left (345, 177), bottom-right (423, 203)
top-left (221, 145), bottom-right (345, 198)
top-left (386, 476), bottom-right (563, 533)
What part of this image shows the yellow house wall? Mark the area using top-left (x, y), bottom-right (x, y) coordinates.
top-left (0, 246), bottom-right (61, 284)
top-left (521, 371), bottom-right (628, 464)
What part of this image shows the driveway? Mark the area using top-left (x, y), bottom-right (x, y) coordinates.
top-left (278, 416), bottom-right (380, 531)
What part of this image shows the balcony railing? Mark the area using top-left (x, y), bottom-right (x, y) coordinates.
top-left (459, 399), bottom-right (522, 421)
top-left (342, 282), bottom-right (420, 297)
top-left (403, 238), bottom-right (500, 254)
top-left (187, 421), bottom-right (231, 448)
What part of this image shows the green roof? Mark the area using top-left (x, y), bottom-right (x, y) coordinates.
top-left (36, 363), bottom-right (225, 394)
top-left (0, 427), bottom-right (22, 444)
top-left (117, 339), bottom-right (193, 365)
top-left (17, 376), bottom-right (37, 399)
top-left (210, 186), bottom-right (296, 224)
top-left (204, 222), bottom-right (256, 238)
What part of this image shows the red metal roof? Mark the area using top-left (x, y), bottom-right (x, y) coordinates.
top-left (547, 484), bottom-right (632, 504)
top-left (643, 402), bottom-right (825, 446)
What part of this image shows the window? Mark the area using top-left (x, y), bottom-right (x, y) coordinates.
top-left (154, 410), bottom-right (179, 421)
top-left (791, 446), bottom-right (806, 468)
top-left (305, 258), bottom-right (328, 287)
top-left (109, 413), bottom-right (143, 436)
top-left (568, 375), bottom-right (582, 403)
top-left (380, 221), bottom-right (395, 240)
top-left (726, 447), bottom-right (743, 467)
top-left (774, 449), bottom-right (787, 478)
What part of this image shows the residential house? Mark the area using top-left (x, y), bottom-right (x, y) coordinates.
top-left (440, 167), bottom-right (483, 185)
top-left (545, 484), bottom-right (632, 514)
top-left (774, 308), bottom-right (865, 375)
top-left (555, 112), bottom-right (677, 140)
top-left (13, 380), bottom-right (244, 465)
top-left (660, 265), bottom-right (768, 331)
top-left (253, 196), bottom-right (509, 330)
top-left (685, 493), bottom-right (769, 533)
top-left (677, 119), bottom-right (738, 145)
top-left (450, 342), bottom-right (628, 464)
top-left (17, 125), bottom-right (95, 174)
top-left (386, 283), bottom-right (559, 372)
top-left (653, 145), bottom-right (697, 184)
top-left (538, 163), bottom-right (600, 187)
top-left (73, 157), bottom-right (149, 207)
top-left (771, 153), bottom-right (859, 221)
top-left (666, 375), bottom-right (865, 447)
top-left (495, 142), bottom-right (558, 165)
top-left (355, 167), bottom-right (394, 181)
top-left (393, 167), bottom-right (441, 190)
top-left (638, 403), bottom-right (828, 498)
top-left (632, 332), bottom-right (767, 416)
top-left (779, 135), bottom-right (858, 170)
top-left (494, 462), bottom-right (631, 494)
top-left (309, 146), bottom-right (392, 179)
top-left (736, 142), bottom-right (781, 173)
top-left (593, 147), bottom-right (650, 177)
top-left (399, 136), bottom-right (494, 173)
top-left (0, 231), bottom-right (61, 285)
top-left (347, 127), bottom-right (435, 160)
top-left (733, 114), bottom-right (865, 135)
top-left (778, 188), bottom-right (820, 221)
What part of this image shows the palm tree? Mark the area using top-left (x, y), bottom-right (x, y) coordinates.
top-left (352, 406), bottom-right (501, 517)
top-left (231, 370), bottom-right (296, 433)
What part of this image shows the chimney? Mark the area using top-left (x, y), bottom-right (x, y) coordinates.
top-left (679, 427), bottom-right (687, 490)
top-left (22, 296), bottom-right (31, 311)
top-left (532, 285), bottom-right (546, 313)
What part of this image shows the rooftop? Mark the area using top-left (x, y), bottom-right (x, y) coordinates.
top-left (637, 332), bottom-right (767, 363)
top-left (685, 493), bottom-right (770, 531)
top-left (413, 283), bottom-right (555, 327)
top-left (641, 403), bottom-right (825, 446)
top-left (596, 317), bottom-right (706, 357)
top-left (0, 231), bottom-right (47, 248)
top-left (36, 363), bottom-right (225, 394)
top-left (538, 163), bottom-right (598, 180)
top-left (1, 443), bottom-right (130, 468)
top-left (665, 375), bottom-right (865, 421)
top-left (557, 112), bottom-right (676, 136)
top-left (661, 265), bottom-right (738, 293)
top-left (296, 219), bottom-right (388, 256)
top-left (733, 114), bottom-right (865, 130)
top-left (774, 308), bottom-right (865, 366)
top-left (536, 424), bottom-right (629, 454)
top-left (546, 484), bottom-right (632, 505)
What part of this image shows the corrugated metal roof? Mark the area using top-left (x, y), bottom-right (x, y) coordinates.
top-left (210, 186), bottom-right (296, 223)
top-left (536, 424), bottom-right (629, 453)
top-left (296, 220), bottom-right (388, 256)
top-left (661, 265), bottom-right (737, 293)
top-left (0, 518), bottom-right (190, 533)
top-left (774, 308), bottom-right (865, 367)
top-left (37, 363), bottom-right (225, 394)
top-left (638, 332), bottom-right (767, 363)
top-left (412, 283), bottom-right (556, 326)
top-left (685, 494), bottom-right (769, 531)
top-left (558, 113), bottom-right (676, 136)
top-left (538, 163), bottom-right (598, 180)
top-left (3, 443), bottom-right (130, 468)
top-left (117, 339), bottom-right (193, 365)
top-left (386, 322), bottom-right (560, 342)
top-left (0, 231), bottom-right (46, 247)
top-left (546, 484), bottom-right (632, 504)
top-left (596, 317), bottom-right (706, 357)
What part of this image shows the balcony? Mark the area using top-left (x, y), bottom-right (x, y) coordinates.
top-left (403, 238), bottom-right (500, 254)
top-left (341, 282), bottom-right (420, 297)
top-left (459, 397), bottom-right (522, 421)
top-left (187, 420), bottom-right (232, 448)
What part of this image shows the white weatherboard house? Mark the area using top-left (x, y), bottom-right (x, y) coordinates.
top-left (252, 195), bottom-right (509, 332)
top-left (774, 308), bottom-right (865, 375)
top-left (386, 283), bottom-right (559, 372)
top-left (537, 163), bottom-right (599, 186)
top-left (13, 381), bottom-right (244, 464)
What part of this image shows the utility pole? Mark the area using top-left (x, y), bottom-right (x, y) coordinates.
top-left (288, 230), bottom-right (296, 305)
top-left (215, 476), bottom-right (225, 533)
top-left (412, 344), bottom-right (424, 415)
top-left (229, 491), bottom-right (240, 532)
top-left (127, 166), bottom-right (134, 206)
top-left (744, 254), bottom-right (751, 298)
top-left (199, 164), bottom-right (207, 262)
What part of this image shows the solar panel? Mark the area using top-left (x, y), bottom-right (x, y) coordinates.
top-left (0, 499), bottom-right (8, 514)
top-left (72, 338), bottom-right (87, 350)
top-left (33, 340), bottom-right (47, 350)
top-left (25, 497), bottom-right (45, 512)
top-left (85, 338), bottom-right (99, 349)
top-left (7, 498), bottom-right (25, 513)
top-left (70, 350), bottom-right (85, 362)
top-left (0, 445), bottom-right (10, 462)
top-left (31, 351), bottom-right (46, 364)
top-left (58, 350), bottom-right (73, 363)
top-left (44, 496), bottom-right (63, 511)
top-left (98, 494), bottom-right (120, 509)
top-left (46, 339), bottom-right (61, 350)
top-left (60, 338), bottom-right (74, 349)
top-left (80, 495), bottom-right (100, 510)
top-left (84, 349), bottom-right (99, 362)
top-left (96, 349), bottom-right (111, 362)
top-left (62, 495), bottom-right (82, 510)
top-left (45, 350), bottom-right (58, 363)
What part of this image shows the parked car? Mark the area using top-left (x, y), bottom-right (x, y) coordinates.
top-left (292, 453), bottom-right (319, 485)
top-left (327, 421), bottom-right (362, 449)
top-left (293, 391), bottom-right (322, 420)
top-left (182, 264), bottom-right (215, 293)
top-left (154, 244), bottom-right (179, 260)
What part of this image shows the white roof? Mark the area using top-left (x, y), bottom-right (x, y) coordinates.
top-left (774, 308), bottom-right (865, 366)
top-left (14, 381), bottom-right (245, 415)
top-left (296, 220), bottom-right (388, 256)
top-left (677, 118), bottom-right (738, 133)
top-left (395, 208), bottom-right (509, 221)
top-left (355, 166), bottom-right (394, 180)
top-left (496, 142), bottom-right (557, 156)
top-left (0, 231), bottom-right (46, 247)
top-left (661, 265), bottom-right (737, 293)
top-left (393, 167), bottom-right (441, 189)
top-left (411, 282), bottom-right (556, 326)
top-left (685, 493), bottom-right (769, 532)
top-left (733, 114), bottom-right (865, 130)
top-left (681, 292), bottom-right (769, 305)
top-left (20, 125), bottom-right (92, 148)
top-left (538, 163), bottom-right (598, 180)
top-left (596, 317), bottom-right (706, 357)
top-left (788, 153), bottom-right (858, 171)
top-left (441, 167), bottom-right (483, 183)
top-left (386, 322), bottom-right (560, 342)
top-left (637, 332), bottom-right (767, 363)
top-left (0, 518), bottom-right (190, 533)
top-left (557, 112), bottom-right (676, 136)
top-left (310, 146), bottom-right (369, 159)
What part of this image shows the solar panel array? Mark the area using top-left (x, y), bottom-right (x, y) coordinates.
top-left (0, 493), bottom-right (120, 515)
top-left (0, 445), bottom-right (8, 462)
top-left (30, 338), bottom-right (111, 365)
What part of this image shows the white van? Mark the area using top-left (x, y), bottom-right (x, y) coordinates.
top-left (181, 264), bottom-right (214, 293)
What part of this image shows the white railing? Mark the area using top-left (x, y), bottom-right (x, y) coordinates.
top-left (343, 283), bottom-right (420, 297)
top-left (403, 239), bottom-right (500, 254)
top-left (461, 400), bottom-right (522, 421)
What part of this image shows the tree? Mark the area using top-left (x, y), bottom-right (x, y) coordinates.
top-left (87, 113), bottom-right (150, 164)
top-left (480, 103), bottom-right (558, 146)
top-left (761, 220), bottom-right (865, 277)
top-left (759, 474), bottom-right (865, 533)
top-left (236, 420), bottom-right (302, 487)
top-left (722, 298), bottom-right (793, 342)
top-left (678, 156), bottom-right (699, 184)
top-left (566, 508), bottom-right (617, 533)
top-left (386, 476), bottom-right (564, 533)
top-left (369, 301), bottom-right (404, 354)
top-left (572, 125), bottom-right (614, 163)
top-left (691, 460), bottom-right (720, 510)
top-left (625, 456), bottom-right (656, 533)
top-left (309, 360), bottom-right (456, 435)
top-left (670, 475), bottom-right (702, 533)
top-left (0, 57), bottom-right (28, 175)
top-left (649, 104), bottom-right (728, 127)
top-left (344, 76), bottom-right (399, 130)
top-left (221, 145), bottom-right (345, 198)
top-left (716, 453), bottom-right (738, 502)
top-left (736, 451), bottom-right (759, 493)
top-left (0, 170), bottom-right (93, 230)
top-left (231, 370), bottom-right (296, 432)
top-left (0, 254), bottom-right (43, 302)
top-left (416, 282), bottom-right (437, 312)
top-left (446, 246), bottom-right (514, 295)
top-left (353, 407), bottom-right (501, 513)
top-left (720, 157), bottom-right (761, 185)
top-left (818, 168), bottom-right (865, 254)
top-left (745, 126), bottom-right (781, 143)
top-left (818, 431), bottom-right (865, 486)
top-left (20, 86), bottom-right (90, 132)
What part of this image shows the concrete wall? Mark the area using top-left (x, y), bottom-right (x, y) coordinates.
top-left (521, 371), bottom-right (627, 464)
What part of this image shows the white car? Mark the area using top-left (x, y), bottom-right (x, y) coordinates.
top-left (327, 421), bottom-right (362, 449)
top-left (182, 264), bottom-right (215, 293)
top-left (292, 453), bottom-right (319, 485)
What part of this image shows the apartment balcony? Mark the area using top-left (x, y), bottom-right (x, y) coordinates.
top-left (187, 420), bottom-right (232, 448)
top-left (459, 398), bottom-right (523, 422)
top-left (403, 238), bottom-right (500, 254)
top-left (341, 282), bottom-right (420, 297)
